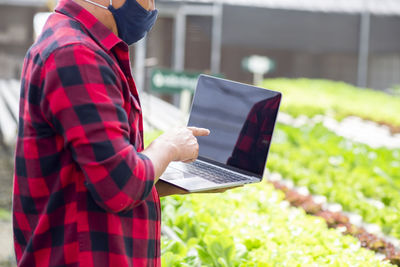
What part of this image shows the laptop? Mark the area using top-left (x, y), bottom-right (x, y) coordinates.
top-left (160, 74), bottom-right (281, 192)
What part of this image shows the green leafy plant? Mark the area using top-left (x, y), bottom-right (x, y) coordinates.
top-left (269, 123), bottom-right (400, 238)
top-left (262, 78), bottom-right (400, 129)
top-left (146, 77), bottom-right (400, 266)
top-left (161, 183), bottom-right (394, 266)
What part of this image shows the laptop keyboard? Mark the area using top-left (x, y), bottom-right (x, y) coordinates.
top-left (182, 160), bottom-right (251, 184)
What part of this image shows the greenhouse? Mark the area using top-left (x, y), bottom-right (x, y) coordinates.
top-left (0, 0), bottom-right (400, 266)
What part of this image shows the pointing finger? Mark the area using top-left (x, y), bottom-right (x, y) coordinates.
top-left (187, 127), bottom-right (210, 136)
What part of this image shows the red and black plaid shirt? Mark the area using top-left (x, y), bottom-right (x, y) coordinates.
top-left (13, 0), bottom-right (160, 266)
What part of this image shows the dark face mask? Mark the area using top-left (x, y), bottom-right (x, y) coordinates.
top-left (83, 0), bottom-right (158, 45)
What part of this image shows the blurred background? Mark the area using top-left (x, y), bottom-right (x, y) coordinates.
top-left (0, 0), bottom-right (400, 266)
top-left (2, 0), bottom-right (400, 89)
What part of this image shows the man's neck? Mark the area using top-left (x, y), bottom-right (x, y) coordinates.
top-left (73, 0), bottom-right (118, 36)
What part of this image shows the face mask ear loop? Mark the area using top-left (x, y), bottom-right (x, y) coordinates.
top-left (83, 0), bottom-right (109, 10)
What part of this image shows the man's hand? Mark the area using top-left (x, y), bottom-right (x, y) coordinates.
top-left (141, 127), bottom-right (210, 180)
top-left (157, 127), bottom-right (210, 163)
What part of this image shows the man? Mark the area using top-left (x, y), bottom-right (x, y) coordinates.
top-left (13, 0), bottom-right (214, 266)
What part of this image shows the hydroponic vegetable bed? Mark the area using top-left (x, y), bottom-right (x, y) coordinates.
top-left (145, 78), bottom-right (400, 266)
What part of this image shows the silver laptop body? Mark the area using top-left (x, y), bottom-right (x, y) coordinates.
top-left (160, 75), bottom-right (281, 192)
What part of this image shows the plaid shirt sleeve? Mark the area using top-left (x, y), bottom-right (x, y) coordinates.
top-left (41, 44), bottom-right (155, 213)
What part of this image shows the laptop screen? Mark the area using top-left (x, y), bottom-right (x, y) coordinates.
top-left (188, 75), bottom-right (281, 177)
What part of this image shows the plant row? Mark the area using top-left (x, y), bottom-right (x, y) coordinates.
top-left (271, 180), bottom-right (400, 266)
top-left (262, 78), bottom-right (400, 132)
top-left (160, 183), bottom-right (394, 267)
top-left (268, 123), bottom-right (400, 239)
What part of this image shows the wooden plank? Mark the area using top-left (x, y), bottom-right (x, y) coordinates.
top-left (0, 92), bottom-right (17, 145)
top-left (141, 93), bottom-right (188, 132)
top-left (8, 79), bottom-right (20, 99)
top-left (0, 80), bottom-right (19, 121)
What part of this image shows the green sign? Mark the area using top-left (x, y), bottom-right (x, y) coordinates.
top-left (151, 68), bottom-right (200, 93)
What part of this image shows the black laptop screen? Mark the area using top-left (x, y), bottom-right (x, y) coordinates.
top-left (188, 75), bottom-right (281, 177)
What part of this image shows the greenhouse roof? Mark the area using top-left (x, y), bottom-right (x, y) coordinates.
top-left (161, 0), bottom-right (400, 16)
top-left (2, 0), bottom-right (400, 16)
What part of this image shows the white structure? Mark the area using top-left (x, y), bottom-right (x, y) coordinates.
top-left (0, 80), bottom-right (19, 146)
top-left (137, 0), bottom-right (400, 91)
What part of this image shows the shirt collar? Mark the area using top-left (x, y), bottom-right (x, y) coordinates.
top-left (55, 0), bottom-right (123, 52)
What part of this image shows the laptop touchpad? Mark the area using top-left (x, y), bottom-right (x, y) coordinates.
top-left (172, 177), bottom-right (217, 191)
top-left (161, 166), bottom-right (196, 180)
